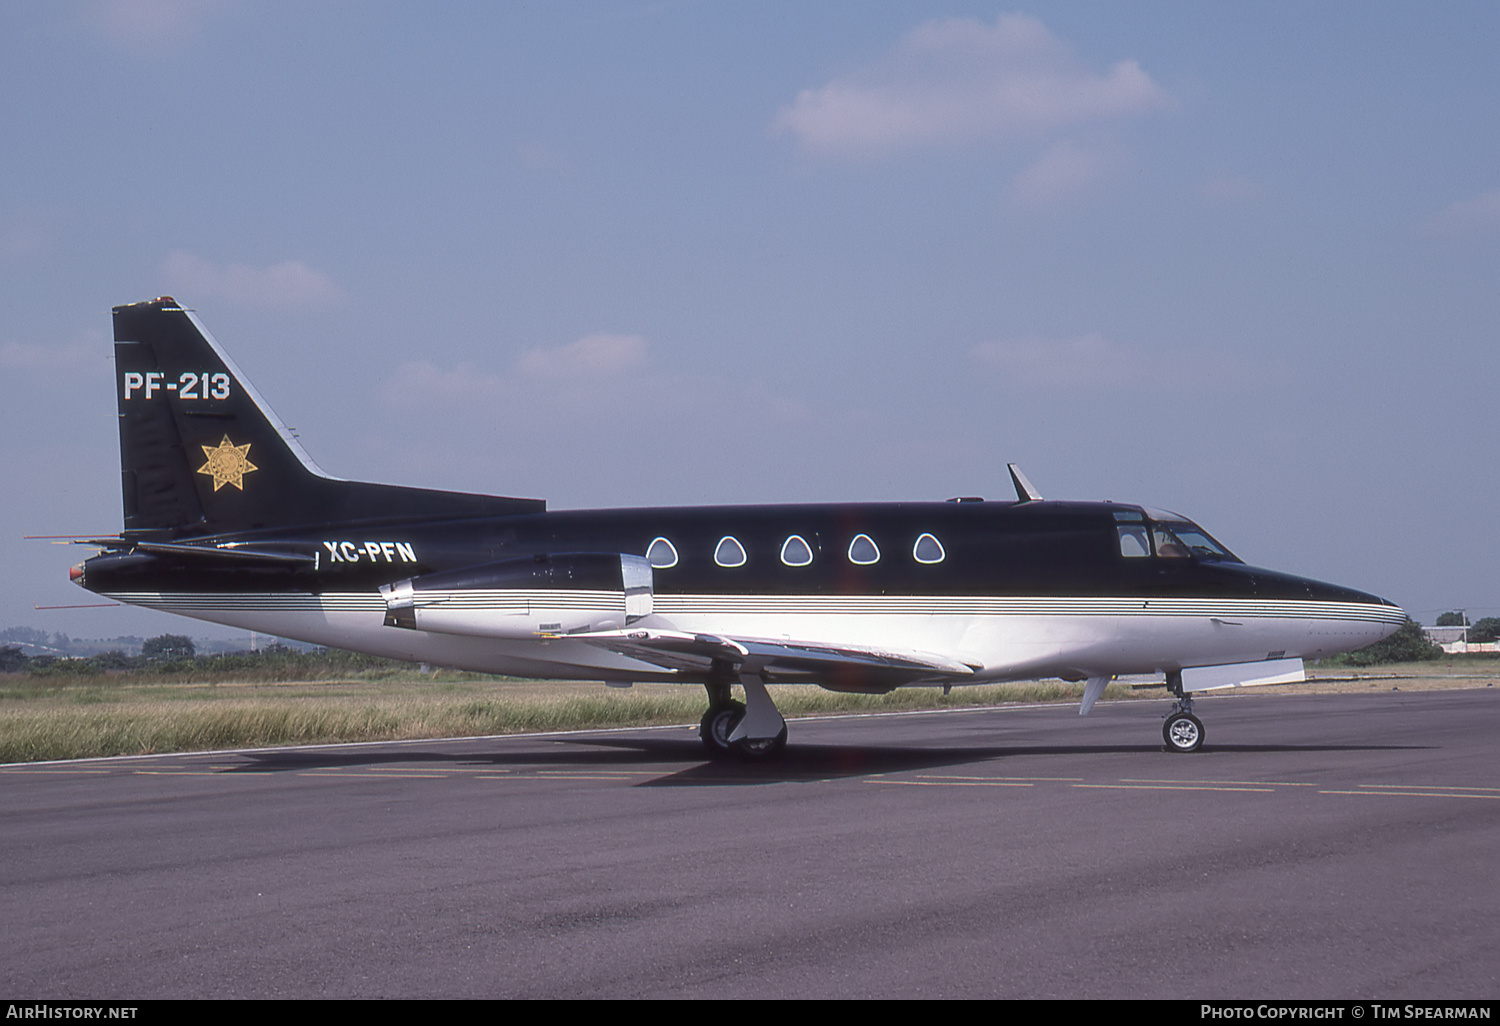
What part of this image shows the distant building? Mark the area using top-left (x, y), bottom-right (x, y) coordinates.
top-left (1422, 625), bottom-right (1500, 654)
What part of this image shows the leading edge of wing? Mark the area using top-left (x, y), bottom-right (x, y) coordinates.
top-left (561, 628), bottom-right (979, 688)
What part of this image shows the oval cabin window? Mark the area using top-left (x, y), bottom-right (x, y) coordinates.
top-left (646, 537), bottom-right (678, 568)
top-left (714, 536), bottom-right (747, 568)
top-left (912, 533), bottom-right (945, 564)
top-left (847, 533), bottom-right (880, 565)
top-left (780, 535), bottom-right (813, 567)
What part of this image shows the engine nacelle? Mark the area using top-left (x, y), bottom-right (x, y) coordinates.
top-left (380, 552), bottom-right (652, 639)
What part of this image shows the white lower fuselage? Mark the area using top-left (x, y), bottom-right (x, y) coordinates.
top-left (101, 589), bottom-right (1405, 686)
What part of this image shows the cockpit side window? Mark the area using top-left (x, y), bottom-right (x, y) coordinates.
top-left (1118, 507), bottom-right (1238, 561)
top-left (1118, 526), bottom-right (1150, 558)
top-left (1165, 524), bottom-right (1236, 561)
top-left (1152, 526), bottom-right (1190, 558)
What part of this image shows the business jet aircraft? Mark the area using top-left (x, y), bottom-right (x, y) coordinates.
top-left (70, 298), bottom-right (1405, 757)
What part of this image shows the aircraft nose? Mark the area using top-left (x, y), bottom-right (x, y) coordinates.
top-left (1341, 593), bottom-right (1407, 650)
top-left (69, 562), bottom-right (85, 584)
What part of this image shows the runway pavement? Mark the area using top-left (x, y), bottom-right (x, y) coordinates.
top-left (2, 688), bottom-right (1497, 999)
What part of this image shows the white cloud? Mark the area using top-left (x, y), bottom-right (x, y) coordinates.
top-left (972, 332), bottom-right (1137, 387)
top-left (0, 225), bottom-right (47, 262)
top-left (387, 361), bottom-right (511, 402)
top-left (385, 332), bottom-right (650, 402)
top-left (773, 13), bottom-right (1169, 157)
top-left (516, 141), bottom-right (569, 174)
top-left (1198, 175), bottom-right (1262, 205)
top-left (0, 332), bottom-right (111, 376)
top-left (518, 333), bottom-right (647, 378)
top-left (971, 333), bottom-right (1287, 390)
top-left (1425, 189), bottom-right (1500, 238)
top-left (161, 250), bottom-right (344, 309)
top-left (1007, 139), bottom-right (1122, 209)
top-left (82, 0), bottom-right (227, 49)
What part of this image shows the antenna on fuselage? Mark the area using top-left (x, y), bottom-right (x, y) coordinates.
top-left (1008, 464), bottom-right (1043, 502)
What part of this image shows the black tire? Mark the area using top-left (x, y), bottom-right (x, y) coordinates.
top-left (699, 701), bottom-right (788, 761)
top-left (1163, 711), bottom-right (1204, 753)
top-left (732, 722), bottom-right (788, 760)
top-left (700, 701), bottom-right (745, 759)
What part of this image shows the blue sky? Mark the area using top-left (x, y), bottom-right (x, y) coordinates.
top-left (4, 1), bottom-right (1498, 642)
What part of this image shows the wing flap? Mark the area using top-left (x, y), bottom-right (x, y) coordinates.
top-left (565, 628), bottom-right (977, 692)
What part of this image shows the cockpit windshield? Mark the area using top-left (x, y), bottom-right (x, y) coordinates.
top-left (1156, 523), bottom-right (1237, 560)
top-left (1116, 508), bottom-right (1240, 562)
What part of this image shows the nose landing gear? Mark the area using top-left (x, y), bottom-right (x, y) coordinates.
top-left (1162, 670), bottom-right (1204, 752)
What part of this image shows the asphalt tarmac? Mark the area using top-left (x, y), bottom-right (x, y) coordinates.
top-left (2, 688), bottom-right (1497, 999)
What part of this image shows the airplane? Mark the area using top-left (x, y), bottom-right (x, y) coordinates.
top-left (68, 297), bottom-right (1407, 758)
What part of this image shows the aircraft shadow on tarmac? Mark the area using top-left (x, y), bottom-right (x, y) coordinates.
top-left (223, 734), bottom-right (1424, 786)
top-left (568, 737), bottom-right (1427, 786)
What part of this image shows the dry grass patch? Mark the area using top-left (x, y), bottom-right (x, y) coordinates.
top-left (0, 676), bottom-right (1145, 763)
top-left (7, 659), bottom-right (1492, 763)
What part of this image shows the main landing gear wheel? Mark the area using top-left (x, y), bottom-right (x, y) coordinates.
top-left (1163, 711), bottom-right (1204, 753)
top-left (699, 701), bottom-right (788, 761)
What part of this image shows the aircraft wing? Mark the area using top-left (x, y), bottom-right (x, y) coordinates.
top-left (563, 628), bottom-right (978, 692)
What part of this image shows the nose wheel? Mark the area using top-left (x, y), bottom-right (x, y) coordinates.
top-left (1163, 709), bottom-right (1204, 752)
top-left (1162, 671), bottom-right (1204, 752)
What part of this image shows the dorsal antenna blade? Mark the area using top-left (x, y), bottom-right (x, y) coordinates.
top-left (1008, 464), bottom-right (1043, 502)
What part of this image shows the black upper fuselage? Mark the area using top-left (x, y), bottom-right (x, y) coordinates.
top-left (80, 498), bottom-right (1393, 609)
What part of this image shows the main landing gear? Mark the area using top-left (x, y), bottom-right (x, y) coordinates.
top-left (1162, 670), bottom-right (1204, 753)
top-left (699, 667), bottom-right (788, 761)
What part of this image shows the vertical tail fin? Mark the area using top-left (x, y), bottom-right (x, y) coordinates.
top-left (112, 297), bottom-right (543, 538)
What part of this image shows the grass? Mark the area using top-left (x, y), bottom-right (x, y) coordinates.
top-left (4, 655), bottom-right (1495, 764)
top-left (0, 673), bottom-right (1140, 763)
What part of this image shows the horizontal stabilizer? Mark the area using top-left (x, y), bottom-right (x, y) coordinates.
top-left (77, 537), bottom-right (315, 567)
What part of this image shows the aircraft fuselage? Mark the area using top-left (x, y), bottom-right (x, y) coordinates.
top-left (78, 498), bottom-right (1401, 686)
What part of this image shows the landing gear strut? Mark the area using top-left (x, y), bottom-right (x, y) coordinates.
top-left (699, 664), bottom-right (788, 761)
top-left (1162, 670), bottom-right (1204, 753)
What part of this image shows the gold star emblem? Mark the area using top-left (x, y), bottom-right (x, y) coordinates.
top-left (196, 436), bottom-right (258, 492)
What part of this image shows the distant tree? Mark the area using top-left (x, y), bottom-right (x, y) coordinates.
top-left (1469, 618), bottom-right (1500, 644)
top-left (0, 627), bottom-right (50, 647)
top-left (1436, 611), bottom-right (1469, 627)
top-left (87, 650), bottom-right (137, 671)
top-left (142, 634), bottom-right (196, 662)
top-left (1335, 619), bottom-right (1442, 666)
top-left (0, 645), bottom-right (28, 672)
